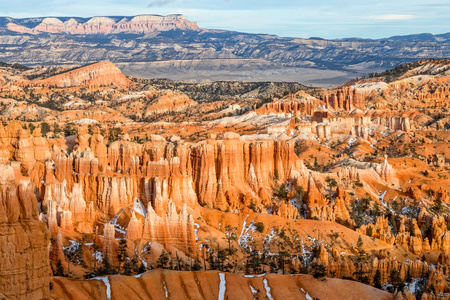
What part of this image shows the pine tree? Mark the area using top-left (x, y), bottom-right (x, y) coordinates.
top-left (311, 262), bottom-right (326, 278)
top-left (138, 263), bottom-right (146, 274)
top-left (373, 269), bottom-right (382, 289)
top-left (117, 239), bottom-right (128, 273)
top-left (122, 261), bottom-right (132, 276)
top-left (389, 269), bottom-right (405, 292)
top-left (157, 250), bottom-right (170, 269)
top-left (99, 249), bottom-right (117, 276)
top-left (53, 260), bottom-right (65, 277)
top-left (356, 236), bottom-right (367, 263)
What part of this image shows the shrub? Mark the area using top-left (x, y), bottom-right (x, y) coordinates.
top-left (255, 222), bottom-right (264, 233)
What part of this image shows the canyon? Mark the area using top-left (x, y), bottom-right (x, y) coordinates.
top-left (0, 59), bottom-right (449, 299)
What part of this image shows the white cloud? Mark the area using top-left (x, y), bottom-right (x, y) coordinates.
top-left (368, 14), bottom-right (415, 21)
top-left (148, 0), bottom-right (176, 8)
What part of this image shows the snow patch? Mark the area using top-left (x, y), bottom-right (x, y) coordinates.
top-left (163, 281), bottom-right (169, 299)
top-left (238, 215), bottom-right (256, 252)
top-left (263, 278), bottom-right (274, 300)
top-left (133, 198), bottom-right (147, 217)
top-left (249, 283), bottom-right (257, 296)
top-left (93, 250), bottom-right (103, 262)
top-left (218, 273), bottom-right (226, 300)
top-left (63, 240), bottom-right (81, 253)
top-left (194, 223), bottom-right (200, 242)
top-left (93, 276), bottom-right (111, 300)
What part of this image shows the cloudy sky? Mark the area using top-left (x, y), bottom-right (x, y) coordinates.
top-left (1, 0), bottom-right (449, 39)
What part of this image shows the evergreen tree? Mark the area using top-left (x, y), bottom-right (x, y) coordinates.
top-left (99, 250), bottom-right (117, 275)
top-left (28, 123), bottom-right (36, 134)
top-left (311, 262), bottom-right (326, 278)
top-left (373, 269), bottom-right (382, 289)
top-left (389, 269), bottom-right (405, 292)
top-left (122, 261), bottom-right (132, 276)
top-left (355, 236), bottom-right (367, 263)
top-left (41, 122), bottom-right (51, 136)
top-left (432, 198), bottom-right (444, 214)
top-left (53, 260), bottom-right (65, 277)
top-left (108, 127), bottom-right (123, 142)
top-left (131, 257), bottom-right (139, 272)
top-left (53, 123), bottom-right (62, 135)
top-left (157, 250), bottom-right (170, 269)
top-left (138, 263), bottom-right (146, 274)
top-left (117, 239), bottom-right (128, 272)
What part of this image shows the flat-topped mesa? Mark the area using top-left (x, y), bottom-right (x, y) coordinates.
top-left (33, 61), bottom-right (131, 88)
top-left (6, 14), bottom-right (201, 35)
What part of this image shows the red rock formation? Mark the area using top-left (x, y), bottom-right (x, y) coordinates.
top-left (141, 202), bottom-right (196, 254)
top-left (322, 87), bottom-right (365, 111)
top-left (0, 166), bottom-right (51, 299)
top-left (372, 116), bottom-right (411, 132)
top-left (103, 222), bottom-right (117, 263)
top-left (256, 100), bottom-right (317, 116)
top-left (375, 157), bottom-right (399, 187)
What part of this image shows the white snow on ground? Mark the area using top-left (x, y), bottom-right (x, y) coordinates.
top-left (114, 227), bottom-right (126, 234)
top-left (110, 208), bottom-right (126, 225)
top-left (110, 209), bottom-right (127, 234)
top-left (133, 198), bottom-right (147, 217)
top-left (347, 137), bottom-right (357, 148)
top-left (263, 278), bottom-right (274, 300)
top-left (378, 190), bottom-right (395, 214)
top-left (194, 223), bottom-right (200, 241)
top-left (163, 281), bottom-right (169, 299)
top-left (244, 274), bottom-right (266, 278)
top-left (300, 288), bottom-right (313, 300)
top-left (134, 270), bottom-right (153, 278)
top-left (135, 243), bottom-right (150, 268)
top-left (63, 240), bottom-right (81, 253)
top-left (249, 283), bottom-right (257, 297)
top-left (406, 278), bottom-right (422, 295)
top-left (218, 273), bottom-right (226, 300)
top-left (93, 250), bottom-right (103, 262)
top-left (262, 229), bottom-right (277, 253)
top-left (239, 215), bottom-right (256, 251)
top-left (92, 276), bottom-right (111, 300)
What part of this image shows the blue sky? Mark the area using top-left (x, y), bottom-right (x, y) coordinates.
top-left (1, 0), bottom-right (450, 39)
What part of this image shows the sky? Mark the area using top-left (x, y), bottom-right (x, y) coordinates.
top-left (1, 0), bottom-right (450, 39)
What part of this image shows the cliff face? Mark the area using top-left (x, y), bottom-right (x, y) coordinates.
top-left (322, 87), bottom-right (365, 111)
top-left (5, 15), bottom-right (200, 35)
top-left (0, 165), bottom-right (51, 300)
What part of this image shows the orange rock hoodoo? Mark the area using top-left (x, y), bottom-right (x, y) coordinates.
top-left (0, 165), bottom-right (51, 299)
top-left (322, 87), bottom-right (365, 111)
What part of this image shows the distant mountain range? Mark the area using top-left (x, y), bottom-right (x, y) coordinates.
top-left (0, 14), bottom-right (449, 86)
